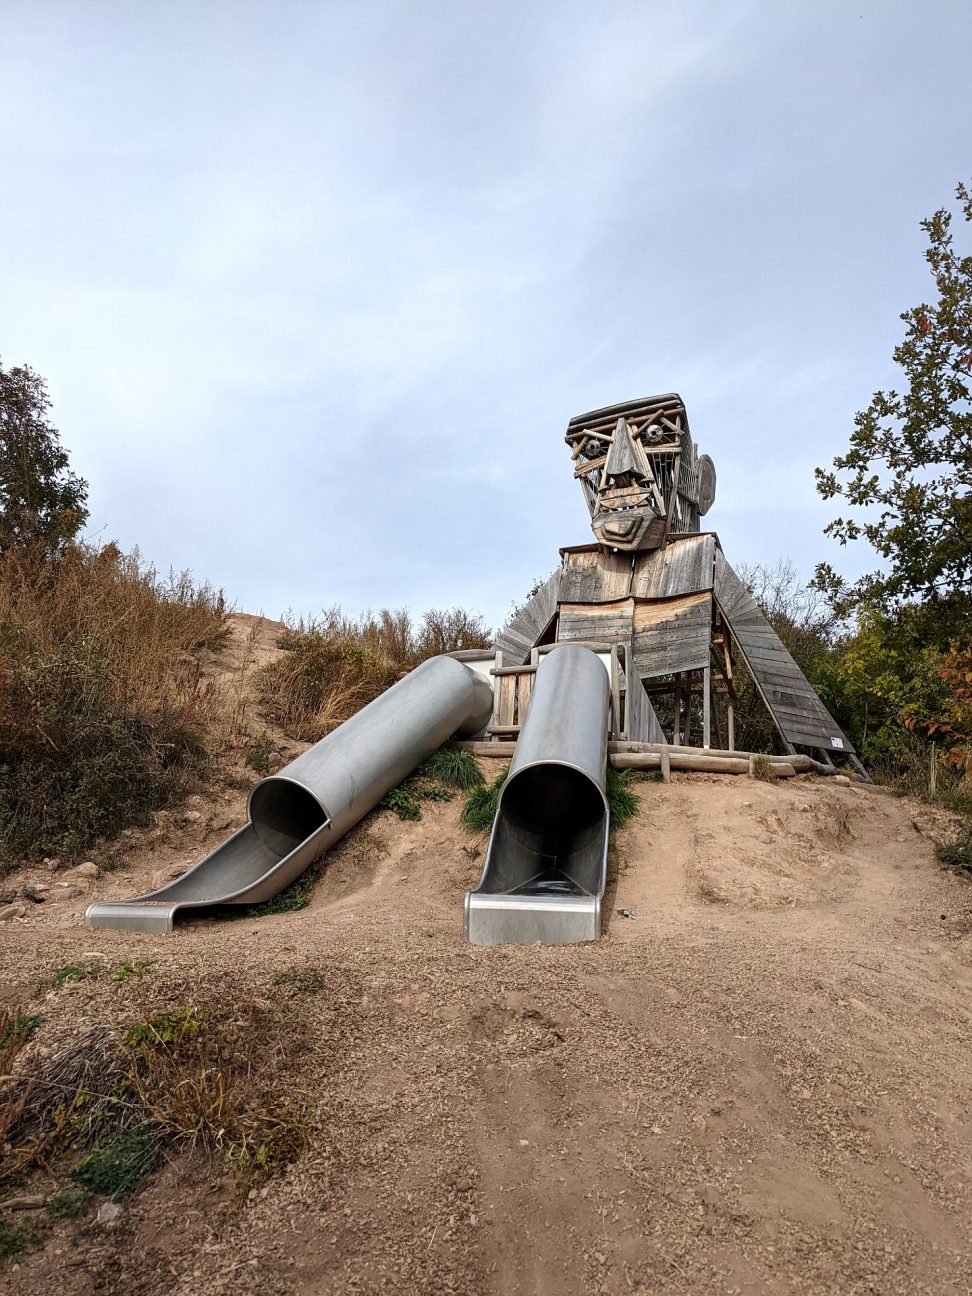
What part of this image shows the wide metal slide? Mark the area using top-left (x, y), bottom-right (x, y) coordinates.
top-left (465, 644), bottom-right (611, 946)
top-left (86, 656), bottom-right (493, 934)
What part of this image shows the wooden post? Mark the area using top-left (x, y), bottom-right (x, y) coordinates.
top-left (702, 665), bottom-right (711, 750)
top-left (672, 674), bottom-right (681, 745)
top-left (659, 748), bottom-right (671, 783)
top-left (727, 701), bottom-right (735, 752)
top-left (930, 742), bottom-right (937, 795)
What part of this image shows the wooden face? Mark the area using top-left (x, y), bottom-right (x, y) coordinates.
top-left (566, 395), bottom-right (716, 551)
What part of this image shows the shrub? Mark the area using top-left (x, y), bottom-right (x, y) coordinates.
top-left (0, 542), bottom-right (225, 871)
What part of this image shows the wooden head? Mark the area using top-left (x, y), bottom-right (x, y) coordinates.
top-left (565, 394), bottom-right (716, 551)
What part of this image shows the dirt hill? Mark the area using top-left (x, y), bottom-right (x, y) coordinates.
top-left (2, 619), bottom-right (971, 1295)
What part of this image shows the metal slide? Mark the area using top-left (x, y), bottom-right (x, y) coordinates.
top-left (465, 645), bottom-right (611, 946)
top-left (86, 656), bottom-right (493, 934)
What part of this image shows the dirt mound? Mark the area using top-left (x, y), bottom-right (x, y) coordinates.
top-left (2, 768), bottom-right (972, 1295)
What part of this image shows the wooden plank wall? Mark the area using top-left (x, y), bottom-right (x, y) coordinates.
top-left (630, 533), bottom-right (716, 600)
top-left (713, 552), bottom-right (855, 754)
top-left (493, 569), bottom-right (561, 664)
top-left (631, 591), bottom-right (712, 678)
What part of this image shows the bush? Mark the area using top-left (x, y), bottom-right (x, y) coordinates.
top-left (937, 825), bottom-right (972, 876)
top-left (0, 542), bottom-right (224, 871)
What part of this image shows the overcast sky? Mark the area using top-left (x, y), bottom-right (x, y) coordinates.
top-left (1, 1), bottom-right (969, 630)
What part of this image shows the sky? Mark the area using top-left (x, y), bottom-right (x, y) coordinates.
top-left (1, 0), bottom-right (970, 631)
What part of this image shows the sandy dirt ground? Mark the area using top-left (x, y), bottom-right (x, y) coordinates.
top-left (2, 623), bottom-right (972, 1295)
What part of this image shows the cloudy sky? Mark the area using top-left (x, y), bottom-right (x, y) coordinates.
top-left (1, 1), bottom-right (969, 630)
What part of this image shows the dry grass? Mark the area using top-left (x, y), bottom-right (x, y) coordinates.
top-left (1, 1003), bottom-right (310, 1203)
top-left (260, 604), bottom-right (491, 742)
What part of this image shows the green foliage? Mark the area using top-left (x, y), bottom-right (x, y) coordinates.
top-left (420, 744), bottom-right (484, 790)
top-left (45, 1187), bottom-right (91, 1220)
top-left (814, 180), bottom-right (972, 640)
top-left (71, 1124), bottom-right (159, 1200)
top-left (606, 768), bottom-right (639, 829)
top-left (0, 1011), bottom-right (42, 1045)
top-left (245, 733), bottom-right (276, 776)
top-left (380, 785), bottom-right (422, 820)
top-left (0, 1213), bottom-right (48, 1263)
top-left (461, 767), bottom-right (509, 833)
top-left (125, 1006), bottom-right (210, 1049)
top-left (0, 360), bottom-right (88, 553)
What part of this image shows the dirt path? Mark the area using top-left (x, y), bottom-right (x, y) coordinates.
top-left (3, 764), bottom-right (971, 1295)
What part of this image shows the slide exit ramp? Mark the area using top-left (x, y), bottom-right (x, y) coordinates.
top-left (465, 644), bottom-right (611, 946)
top-left (86, 656), bottom-right (493, 934)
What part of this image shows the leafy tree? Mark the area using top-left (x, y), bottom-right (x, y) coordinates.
top-left (0, 361), bottom-right (88, 552)
top-left (814, 181), bottom-right (972, 642)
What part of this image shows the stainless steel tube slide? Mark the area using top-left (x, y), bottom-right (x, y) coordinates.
top-left (86, 655), bottom-right (493, 934)
top-left (464, 644), bottom-right (611, 946)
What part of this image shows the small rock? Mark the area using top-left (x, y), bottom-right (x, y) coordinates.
top-left (799, 1087), bottom-right (812, 1100)
top-left (73, 862), bottom-right (100, 880)
top-left (24, 881), bottom-right (50, 896)
top-left (0, 902), bottom-right (28, 921)
top-left (617, 907), bottom-right (636, 920)
top-left (183, 811), bottom-right (203, 824)
top-left (97, 1201), bottom-right (123, 1225)
top-left (247, 1188), bottom-right (258, 1202)
top-left (651, 1125), bottom-right (663, 1135)
top-left (50, 885), bottom-right (81, 901)
top-left (832, 775), bottom-right (851, 787)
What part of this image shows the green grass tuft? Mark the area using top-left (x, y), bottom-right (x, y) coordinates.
top-left (419, 745), bottom-right (484, 790)
top-left (606, 768), bottom-right (639, 830)
top-left (461, 767), bottom-right (509, 834)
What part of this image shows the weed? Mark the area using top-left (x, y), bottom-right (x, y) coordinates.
top-left (461, 767), bottom-right (509, 833)
top-left (125, 1002), bottom-right (311, 1192)
top-left (245, 734), bottom-right (276, 777)
top-left (606, 768), bottom-right (639, 830)
top-left (750, 754), bottom-right (777, 783)
top-left (379, 785), bottom-right (421, 821)
top-left (936, 825), bottom-right (972, 876)
top-left (0, 1012), bottom-right (42, 1046)
top-left (237, 865), bottom-right (322, 917)
top-left (273, 968), bottom-right (325, 993)
top-left (71, 1124), bottom-right (160, 1200)
top-left (49, 961), bottom-right (100, 991)
top-left (45, 1186), bottom-right (91, 1219)
top-left (109, 959), bottom-right (156, 983)
top-left (0, 1214), bottom-right (48, 1263)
